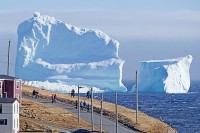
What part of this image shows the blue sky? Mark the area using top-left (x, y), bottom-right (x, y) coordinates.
top-left (1, 0), bottom-right (200, 11)
top-left (0, 0), bottom-right (200, 80)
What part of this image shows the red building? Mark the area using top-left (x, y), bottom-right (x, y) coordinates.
top-left (0, 75), bottom-right (22, 103)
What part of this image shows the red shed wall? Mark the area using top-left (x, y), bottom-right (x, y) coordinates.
top-left (5, 80), bottom-right (14, 98)
top-left (0, 79), bottom-right (22, 103)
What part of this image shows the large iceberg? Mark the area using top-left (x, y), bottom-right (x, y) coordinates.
top-left (16, 12), bottom-right (127, 92)
top-left (134, 55), bottom-right (192, 93)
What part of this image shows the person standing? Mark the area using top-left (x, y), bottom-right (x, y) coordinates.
top-left (32, 89), bottom-right (36, 98)
top-left (71, 89), bottom-right (73, 97)
top-left (86, 91), bottom-right (89, 98)
top-left (72, 89), bottom-right (75, 97)
top-left (51, 94), bottom-right (54, 103)
top-left (83, 101), bottom-right (86, 110)
top-left (80, 101), bottom-right (83, 110)
top-left (54, 94), bottom-right (57, 103)
top-left (87, 103), bottom-right (90, 112)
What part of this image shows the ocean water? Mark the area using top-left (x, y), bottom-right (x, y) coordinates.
top-left (93, 81), bottom-right (200, 133)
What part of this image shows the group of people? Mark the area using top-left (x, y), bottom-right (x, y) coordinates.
top-left (32, 89), bottom-right (39, 99)
top-left (76, 100), bottom-right (90, 112)
top-left (70, 89), bottom-right (92, 99)
top-left (51, 94), bottom-right (57, 103)
top-left (32, 89), bottom-right (92, 112)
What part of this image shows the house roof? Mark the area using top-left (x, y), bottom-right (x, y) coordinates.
top-left (0, 75), bottom-right (20, 80)
top-left (0, 98), bottom-right (18, 103)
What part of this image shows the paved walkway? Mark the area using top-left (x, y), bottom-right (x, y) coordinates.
top-left (24, 96), bottom-right (139, 133)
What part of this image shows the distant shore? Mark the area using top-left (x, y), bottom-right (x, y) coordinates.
top-left (22, 84), bottom-right (177, 133)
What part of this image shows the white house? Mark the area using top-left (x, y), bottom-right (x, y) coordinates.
top-left (0, 98), bottom-right (19, 133)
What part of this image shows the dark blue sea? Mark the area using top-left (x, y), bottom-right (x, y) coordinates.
top-left (93, 81), bottom-right (200, 133)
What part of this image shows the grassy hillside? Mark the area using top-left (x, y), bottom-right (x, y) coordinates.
top-left (22, 84), bottom-right (177, 133)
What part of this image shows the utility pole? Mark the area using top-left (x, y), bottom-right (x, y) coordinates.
top-left (78, 85), bottom-right (80, 123)
top-left (100, 93), bottom-right (103, 133)
top-left (78, 85), bottom-right (83, 123)
top-left (115, 91), bottom-right (118, 133)
top-left (7, 40), bottom-right (10, 76)
top-left (136, 70), bottom-right (139, 126)
top-left (91, 87), bottom-right (94, 131)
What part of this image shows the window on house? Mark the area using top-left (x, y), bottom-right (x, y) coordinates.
top-left (17, 118), bottom-right (18, 128)
top-left (16, 81), bottom-right (20, 89)
top-left (0, 104), bottom-right (2, 113)
top-left (0, 119), bottom-right (7, 125)
top-left (17, 104), bottom-right (18, 114)
top-left (14, 104), bottom-right (15, 113)
top-left (3, 92), bottom-right (7, 98)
